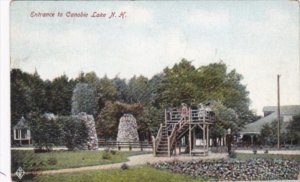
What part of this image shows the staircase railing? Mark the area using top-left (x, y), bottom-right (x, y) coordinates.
top-left (167, 116), bottom-right (188, 156)
top-left (152, 123), bottom-right (163, 156)
top-left (168, 117), bottom-right (185, 157)
top-left (167, 124), bottom-right (177, 157)
top-left (178, 117), bottom-right (189, 131)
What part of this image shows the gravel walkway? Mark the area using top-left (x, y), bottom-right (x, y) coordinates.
top-left (30, 153), bottom-right (227, 176)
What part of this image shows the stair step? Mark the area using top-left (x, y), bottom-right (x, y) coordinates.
top-left (157, 148), bottom-right (168, 151)
top-left (156, 148), bottom-right (168, 151)
top-left (157, 146), bottom-right (168, 149)
top-left (156, 151), bottom-right (168, 153)
top-left (158, 145), bottom-right (168, 147)
top-left (159, 141), bottom-right (168, 144)
top-left (157, 144), bottom-right (168, 147)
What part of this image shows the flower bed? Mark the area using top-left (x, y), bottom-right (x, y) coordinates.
top-left (152, 159), bottom-right (299, 181)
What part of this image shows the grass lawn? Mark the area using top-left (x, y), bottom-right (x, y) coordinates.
top-left (21, 166), bottom-right (205, 182)
top-left (11, 150), bottom-right (149, 172)
top-left (235, 153), bottom-right (300, 161)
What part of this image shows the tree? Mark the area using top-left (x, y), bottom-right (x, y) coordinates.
top-left (49, 75), bottom-right (74, 115)
top-left (260, 123), bottom-right (276, 146)
top-left (139, 106), bottom-right (164, 140)
top-left (11, 69), bottom-right (50, 144)
top-left (112, 76), bottom-right (128, 102)
top-left (156, 59), bottom-right (253, 128)
top-left (11, 69), bottom-right (32, 127)
top-left (96, 102), bottom-right (143, 139)
top-left (98, 75), bottom-right (118, 103)
top-left (196, 62), bottom-right (251, 125)
top-left (146, 73), bottom-right (163, 107)
top-left (58, 116), bottom-right (89, 150)
top-left (71, 83), bottom-right (97, 116)
top-left (156, 59), bottom-right (198, 107)
top-left (126, 75), bottom-right (150, 104)
top-left (29, 114), bottom-right (63, 150)
top-left (209, 101), bottom-right (239, 146)
top-left (29, 70), bottom-right (48, 113)
top-left (286, 114), bottom-right (300, 144)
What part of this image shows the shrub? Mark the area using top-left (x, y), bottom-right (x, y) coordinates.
top-left (29, 114), bottom-right (63, 150)
top-left (121, 163), bottom-right (129, 170)
top-left (264, 149), bottom-right (268, 154)
top-left (110, 150), bottom-right (117, 155)
top-left (59, 116), bottom-right (89, 150)
top-left (102, 151), bottom-right (112, 160)
top-left (229, 151), bottom-right (236, 158)
top-left (34, 148), bottom-right (50, 153)
top-left (104, 148), bottom-right (110, 153)
top-left (11, 151), bottom-right (43, 171)
top-left (47, 157), bottom-right (58, 165)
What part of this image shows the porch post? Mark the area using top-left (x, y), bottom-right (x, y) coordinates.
top-left (13, 129), bottom-right (16, 140)
top-left (207, 125), bottom-right (209, 148)
top-left (19, 130), bottom-right (21, 146)
top-left (189, 124), bottom-right (192, 156)
top-left (203, 125), bottom-right (205, 150)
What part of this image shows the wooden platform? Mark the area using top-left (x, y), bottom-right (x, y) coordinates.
top-left (152, 105), bottom-right (215, 157)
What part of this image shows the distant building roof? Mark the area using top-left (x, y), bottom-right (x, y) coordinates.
top-left (13, 116), bottom-right (29, 130)
top-left (240, 105), bottom-right (300, 135)
top-left (263, 105), bottom-right (300, 115)
top-left (42, 113), bottom-right (57, 120)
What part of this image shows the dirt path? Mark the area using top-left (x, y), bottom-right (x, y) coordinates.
top-left (30, 153), bottom-right (227, 176)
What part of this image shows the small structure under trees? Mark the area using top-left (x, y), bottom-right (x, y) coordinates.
top-left (152, 104), bottom-right (215, 157)
top-left (13, 116), bottom-right (32, 145)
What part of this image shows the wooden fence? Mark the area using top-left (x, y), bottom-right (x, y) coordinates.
top-left (98, 139), bottom-right (153, 151)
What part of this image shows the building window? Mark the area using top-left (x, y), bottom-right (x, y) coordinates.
top-left (21, 129), bottom-right (27, 139)
top-left (15, 129), bottom-right (29, 139)
top-left (15, 129), bottom-right (20, 139)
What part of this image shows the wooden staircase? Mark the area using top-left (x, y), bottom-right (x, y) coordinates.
top-left (155, 126), bottom-right (169, 156)
top-left (152, 117), bottom-right (188, 157)
top-left (152, 106), bottom-right (215, 157)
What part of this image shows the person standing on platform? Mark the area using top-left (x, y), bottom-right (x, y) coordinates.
top-left (180, 103), bottom-right (188, 120)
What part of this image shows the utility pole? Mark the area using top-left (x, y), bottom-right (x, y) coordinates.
top-left (277, 74), bottom-right (281, 150)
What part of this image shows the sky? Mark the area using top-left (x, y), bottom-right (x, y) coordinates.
top-left (10, 1), bottom-right (299, 115)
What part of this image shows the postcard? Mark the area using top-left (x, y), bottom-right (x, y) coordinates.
top-left (6, 0), bottom-right (300, 181)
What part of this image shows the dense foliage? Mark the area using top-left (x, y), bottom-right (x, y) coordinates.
top-left (28, 114), bottom-right (89, 150)
top-left (259, 118), bottom-right (299, 146)
top-left (71, 83), bottom-right (97, 117)
top-left (11, 59), bottom-right (256, 144)
top-left (29, 114), bottom-right (63, 150)
top-left (286, 114), bottom-right (300, 144)
top-left (59, 116), bottom-right (89, 150)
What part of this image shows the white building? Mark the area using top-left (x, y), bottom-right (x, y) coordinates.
top-left (13, 116), bottom-right (32, 145)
